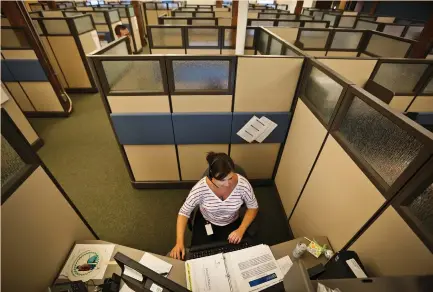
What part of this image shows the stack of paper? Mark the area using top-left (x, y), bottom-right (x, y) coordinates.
top-left (124, 252), bottom-right (173, 282)
top-left (237, 116), bottom-right (278, 143)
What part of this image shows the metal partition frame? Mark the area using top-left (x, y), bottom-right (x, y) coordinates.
top-left (248, 19), bottom-right (330, 28)
top-left (172, 11), bottom-right (215, 18)
top-left (158, 17), bottom-right (218, 26)
top-left (257, 27), bottom-right (306, 56)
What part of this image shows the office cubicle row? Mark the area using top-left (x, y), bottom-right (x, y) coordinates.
top-left (293, 27), bottom-right (417, 58)
top-left (274, 57), bottom-right (433, 276)
top-left (248, 19), bottom-right (329, 28)
top-left (257, 12), bottom-right (309, 20)
top-left (146, 25), bottom-right (257, 55)
top-left (0, 26), bottom-right (69, 116)
top-left (158, 17), bottom-right (222, 26)
top-left (30, 14), bottom-right (100, 93)
top-left (177, 6), bottom-right (231, 12)
top-left (87, 36), bottom-right (304, 186)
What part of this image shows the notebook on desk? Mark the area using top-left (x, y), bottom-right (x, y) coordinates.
top-left (185, 244), bottom-right (285, 292)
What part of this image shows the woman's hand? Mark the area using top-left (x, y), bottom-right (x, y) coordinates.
top-left (228, 228), bottom-right (245, 244)
top-left (170, 243), bottom-right (185, 260)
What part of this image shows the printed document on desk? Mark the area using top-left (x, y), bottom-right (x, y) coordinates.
top-left (224, 244), bottom-right (283, 292)
top-left (186, 253), bottom-right (231, 292)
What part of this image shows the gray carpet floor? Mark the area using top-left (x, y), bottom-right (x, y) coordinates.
top-left (30, 93), bottom-right (292, 255)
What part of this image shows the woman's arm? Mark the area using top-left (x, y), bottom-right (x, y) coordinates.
top-left (228, 208), bottom-right (258, 244)
top-left (170, 214), bottom-right (188, 260)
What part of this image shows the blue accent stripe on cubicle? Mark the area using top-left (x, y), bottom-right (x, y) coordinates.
top-left (111, 113), bottom-right (175, 145)
top-left (1, 60), bottom-right (48, 82)
top-left (1, 61), bottom-right (14, 82)
top-left (231, 112), bottom-right (292, 144)
top-left (172, 113), bottom-right (232, 144)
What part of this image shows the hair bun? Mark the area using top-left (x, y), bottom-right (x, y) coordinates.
top-left (206, 152), bottom-right (217, 164)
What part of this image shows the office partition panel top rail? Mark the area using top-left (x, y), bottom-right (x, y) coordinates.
top-left (248, 19), bottom-right (329, 28)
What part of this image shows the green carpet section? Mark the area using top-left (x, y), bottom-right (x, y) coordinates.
top-left (30, 93), bottom-right (292, 255)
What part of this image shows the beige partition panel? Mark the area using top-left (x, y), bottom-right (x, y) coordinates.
top-left (48, 36), bottom-right (92, 88)
top-left (389, 96), bottom-right (414, 112)
top-left (151, 49), bottom-right (186, 54)
top-left (230, 143), bottom-right (280, 179)
top-left (244, 49), bottom-right (255, 55)
top-left (248, 12), bottom-right (259, 18)
top-left (376, 16), bottom-right (395, 23)
top-left (108, 95), bottom-right (171, 113)
top-left (290, 136), bottom-right (386, 251)
top-left (275, 100), bottom-right (327, 217)
top-left (95, 24), bottom-right (110, 32)
top-left (351, 206), bottom-right (433, 276)
top-left (178, 144), bottom-right (229, 180)
top-left (172, 95), bottom-right (232, 112)
top-left (221, 49), bottom-right (236, 55)
top-left (234, 57), bottom-right (303, 112)
top-left (218, 18), bottom-right (232, 26)
top-left (79, 30), bottom-right (100, 54)
top-left (408, 96), bottom-right (433, 112)
top-left (124, 145), bottom-right (180, 181)
top-left (360, 53), bottom-right (373, 58)
top-left (267, 27), bottom-right (299, 44)
top-left (20, 82), bottom-right (63, 111)
top-left (146, 10), bottom-right (159, 25)
top-left (307, 51), bottom-right (327, 57)
top-left (40, 36), bottom-right (68, 88)
top-left (325, 51), bottom-right (358, 57)
top-left (1, 87), bottom-right (39, 145)
top-left (317, 58), bottom-right (378, 87)
top-left (2, 167), bottom-right (95, 292)
top-left (215, 11), bottom-right (231, 18)
top-left (2, 50), bottom-right (38, 59)
top-left (4, 82), bottom-right (35, 112)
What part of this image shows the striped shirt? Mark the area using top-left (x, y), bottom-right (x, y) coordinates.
top-left (179, 174), bottom-right (258, 226)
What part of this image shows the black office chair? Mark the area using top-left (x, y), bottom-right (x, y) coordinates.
top-left (187, 164), bottom-right (259, 246)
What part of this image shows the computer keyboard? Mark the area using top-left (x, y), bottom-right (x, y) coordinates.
top-left (187, 240), bottom-right (256, 260)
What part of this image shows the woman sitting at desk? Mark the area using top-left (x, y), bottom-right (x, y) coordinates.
top-left (170, 152), bottom-right (259, 260)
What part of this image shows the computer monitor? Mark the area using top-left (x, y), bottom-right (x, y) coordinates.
top-left (114, 252), bottom-right (189, 292)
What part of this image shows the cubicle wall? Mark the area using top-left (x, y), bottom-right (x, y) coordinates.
top-left (274, 58), bottom-right (433, 276)
top-left (116, 5), bottom-right (143, 53)
top-left (1, 26), bottom-right (67, 115)
top-left (82, 9), bottom-right (122, 42)
top-left (248, 19), bottom-right (329, 28)
top-left (354, 18), bottom-right (424, 40)
top-left (147, 26), bottom-right (257, 55)
top-left (143, 1), bottom-right (181, 26)
top-left (87, 37), bottom-right (304, 186)
top-left (293, 28), bottom-right (416, 58)
top-left (33, 15), bottom-right (99, 93)
top-left (365, 59), bottom-right (433, 113)
top-left (1, 109), bottom-right (97, 291)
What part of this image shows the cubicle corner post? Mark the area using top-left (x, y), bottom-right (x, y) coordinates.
top-left (330, 85), bottom-right (433, 199)
top-left (1, 108), bottom-right (99, 239)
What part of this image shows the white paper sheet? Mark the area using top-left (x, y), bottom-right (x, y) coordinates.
top-left (185, 253), bottom-right (231, 292)
top-left (255, 116), bottom-right (278, 143)
top-left (236, 116), bottom-right (267, 143)
top-left (140, 253), bottom-right (172, 277)
top-left (224, 244), bottom-right (283, 292)
top-left (276, 256), bottom-right (293, 276)
top-left (124, 266), bottom-right (143, 282)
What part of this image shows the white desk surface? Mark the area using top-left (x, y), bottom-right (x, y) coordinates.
top-left (57, 236), bottom-right (330, 289)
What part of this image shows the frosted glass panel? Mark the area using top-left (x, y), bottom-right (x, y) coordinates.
top-left (278, 21), bottom-right (300, 27)
top-left (191, 19), bottom-right (216, 26)
top-left (43, 19), bottom-right (71, 34)
top-left (245, 29), bottom-right (255, 47)
top-left (89, 12), bottom-right (106, 24)
top-left (355, 20), bottom-right (378, 30)
top-left (102, 61), bottom-right (164, 92)
top-left (195, 12), bottom-right (213, 18)
top-left (331, 31), bottom-right (362, 49)
top-left (1, 136), bottom-right (26, 188)
top-left (422, 78), bottom-right (433, 94)
top-left (323, 14), bottom-right (336, 26)
top-left (151, 28), bottom-right (183, 47)
top-left (74, 16), bottom-right (94, 34)
top-left (299, 30), bottom-right (330, 48)
top-left (65, 11), bottom-right (83, 17)
top-left (251, 20), bottom-right (275, 27)
top-left (339, 96), bottom-right (423, 185)
top-left (408, 183), bottom-right (433, 234)
top-left (260, 14), bottom-right (277, 19)
top-left (258, 31), bottom-right (269, 54)
top-left (109, 10), bottom-right (120, 23)
top-left (285, 47), bottom-right (299, 56)
top-left (128, 7), bottom-right (135, 17)
top-left (188, 28), bottom-right (218, 46)
top-left (172, 60), bottom-right (230, 91)
top-left (338, 16), bottom-right (356, 28)
top-left (118, 8), bottom-right (127, 18)
top-left (164, 19), bottom-right (188, 25)
top-left (269, 38), bottom-right (282, 55)
top-left (404, 26), bottom-right (423, 40)
top-left (366, 34), bottom-right (411, 58)
top-left (373, 63), bottom-right (428, 93)
top-left (175, 12), bottom-right (193, 17)
top-left (382, 25), bottom-right (405, 37)
top-left (302, 67), bottom-right (343, 123)
top-left (313, 11), bottom-right (323, 20)
top-left (278, 14), bottom-right (296, 20)
top-left (224, 29), bottom-right (235, 47)
top-left (304, 22), bottom-right (327, 28)
top-left (299, 15), bottom-right (312, 20)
